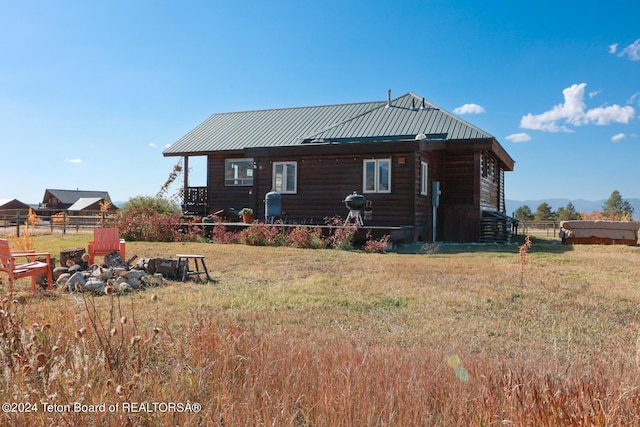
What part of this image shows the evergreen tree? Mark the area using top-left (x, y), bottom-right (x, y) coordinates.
top-left (534, 202), bottom-right (555, 222)
top-left (556, 202), bottom-right (581, 221)
top-left (514, 205), bottom-right (534, 221)
top-left (602, 190), bottom-right (634, 220)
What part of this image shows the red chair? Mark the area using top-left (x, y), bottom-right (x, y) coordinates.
top-left (0, 239), bottom-right (53, 293)
top-left (88, 228), bottom-right (126, 264)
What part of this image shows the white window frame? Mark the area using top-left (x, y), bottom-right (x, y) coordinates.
top-left (420, 161), bottom-right (428, 196)
top-left (363, 158), bottom-right (391, 194)
top-left (272, 161), bottom-right (297, 194)
top-left (224, 158), bottom-right (254, 186)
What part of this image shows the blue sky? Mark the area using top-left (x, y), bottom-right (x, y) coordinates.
top-left (1, 1), bottom-right (639, 204)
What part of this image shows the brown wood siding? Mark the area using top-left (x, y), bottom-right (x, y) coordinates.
top-left (443, 151), bottom-right (476, 206)
top-left (253, 153), bottom-right (415, 225)
top-left (479, 151), bottom-right (501, 212)
top-left (440, 151), bottom-right (480, 242)
top-left (414, 150), bottom-right (444, 241)
top-left (206, 156), bottom-right (253, 212)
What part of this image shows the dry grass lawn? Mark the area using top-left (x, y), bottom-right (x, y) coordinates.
top-left (1, 233), bottom-right (640, 426)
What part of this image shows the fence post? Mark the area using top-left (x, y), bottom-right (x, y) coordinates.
top-left (15, 212), bottom-right (20, 237)
top-left (63, 211), bottom-right (67, 234)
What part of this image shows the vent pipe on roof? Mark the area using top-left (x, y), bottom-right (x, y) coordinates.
top-left (387, 89), bottom-right (391, 108)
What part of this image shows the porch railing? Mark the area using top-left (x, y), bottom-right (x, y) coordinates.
top-left (183, 186), bottom-right (208, 215)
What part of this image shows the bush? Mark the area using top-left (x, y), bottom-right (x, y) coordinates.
top-left (238, 222), bottom-right (283, 246)
top-left (363, 233), bottom-right (390, 253)
top-left (287, 226), bottom-right (326, 249)
top-left (116, 196), bottom-right (204, 242)
top-left (119, 196), bottom-right (180, 217)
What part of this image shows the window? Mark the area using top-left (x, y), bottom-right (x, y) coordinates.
top-left (363, 159), bottom-right (391, 193)
top-left (273, 161), bottom-right (297, 194)
top-left (420, 161), bottom-right (428, 196)
top-left (225, 159), bottom-right (254, 186)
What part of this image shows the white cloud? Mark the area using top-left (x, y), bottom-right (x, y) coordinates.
top-left (453, 103), bottom-right (485, 114)
top-left (165, 143), bottom-right (172, 148)
top-left (611, 133), bottom-right (626, 142)
top-left (619, 39), bottom-right (640, 60)
top-left (583, 104), bottom-right (635, 125)
top-left (64, 158), bottom-right (82, 164)
top-left (588, 90), bottom-right (601, 99)
top-left (609, 43), bottom-right (618, 54)
top-left (506, 133), bottom-right (531, 143)
top-left (520, 83), bottom-right (636, 132)
top-left (148, 143), bottom-right (158, 148)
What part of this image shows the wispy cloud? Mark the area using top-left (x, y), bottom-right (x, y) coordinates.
top-left (618, 39), bottom-right (640, 60)
top-left (506, 133), bottom-right (531, 143)
top-left (611, 133), bottom-right (626, 142)
top-left (148, 143), bottom-right (158, 148)
top-left (608, 43), bottom-right (618, 54)
top-left (453, 103), bottom-right (485, 114)
top-left (64, 158), bottom-right (82, 164)
top-left (628, 92), bottom-right (640, 106)
top-left (520, 83), bottom-right (635, 132)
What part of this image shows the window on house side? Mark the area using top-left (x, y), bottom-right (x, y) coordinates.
top-left (363, 159), bottom-right (391, 193)
top-left (420, 161), bottom-right (428, 196)
top-left (225, 159), bottom-right (254, 186)
top-left (273, 161), bottom-right (297, 194)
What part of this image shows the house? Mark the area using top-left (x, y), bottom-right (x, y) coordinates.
top-left (163, 91), bottom-right (515, 243)
top-left (0, 199), bottom-right (31, 224)
top-left (40, 189), bottom-right (112, 211)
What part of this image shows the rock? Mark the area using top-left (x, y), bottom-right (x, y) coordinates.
top-left (68, 264), bottom-right (83, 274)
top-left (125, 270), bottom-right (145, 280)
top-left (118, 282), bottom-right (133, 292)
top-left (84, 279), bottom-right (105, 294)
top-left (56, 273), bottom-right (70, 288)
top-left (53, 267), bottom-right (69, 280)
top-left (67, 272), bottom-right (86, 292)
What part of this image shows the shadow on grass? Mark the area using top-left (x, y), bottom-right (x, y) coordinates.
top-left (391, 235), bottom-right (574, 255)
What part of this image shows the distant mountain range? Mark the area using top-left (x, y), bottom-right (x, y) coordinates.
top-left (506, 198), bottom-right (640, 217)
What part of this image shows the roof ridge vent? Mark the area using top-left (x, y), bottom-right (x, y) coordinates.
top-left (386, 89), bottom-right (391, 108)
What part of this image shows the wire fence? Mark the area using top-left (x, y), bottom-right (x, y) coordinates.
top-left (518, 221), bottom-right (560, 238)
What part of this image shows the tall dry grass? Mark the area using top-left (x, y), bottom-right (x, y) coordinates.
top-left (1, 235), bottom-right (640, 425)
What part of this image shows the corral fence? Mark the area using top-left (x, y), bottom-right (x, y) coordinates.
top-left (0, 209), bottom-right (117, 236)
top-left (518, 221), bottom-right (560, 238)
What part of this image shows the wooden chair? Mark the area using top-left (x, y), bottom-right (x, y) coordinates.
top-left (88, 228), bottom-right (126, 264)
top-left (0, 239), bottom-right (53, 293)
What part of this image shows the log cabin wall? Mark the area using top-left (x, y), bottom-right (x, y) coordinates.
top-left (479, 151), bottom-right (500, 211)
top-left (253, 151), bottom-right (415, 225)
top-left (207, 155), bottom-right (253, 213)
top-left (414, 150), bottom-right (443, 241)
top-left (441, 150), bottom-right (480, 242)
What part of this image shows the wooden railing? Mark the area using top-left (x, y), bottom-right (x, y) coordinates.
top-left (0, 210), bottom-right (117, 236)
top-left (183, 186), bottom-right (208, 215)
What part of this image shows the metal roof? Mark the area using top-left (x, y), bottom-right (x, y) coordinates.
top-left (163, 92), bottom-right (495, 156)
top-left (67, 197), bottom-right (105, 211)
top-left (44, 189), bottom-right (111, 204)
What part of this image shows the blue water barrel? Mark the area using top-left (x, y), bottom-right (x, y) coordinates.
top-left (265, 191), bottom-right (282, 218)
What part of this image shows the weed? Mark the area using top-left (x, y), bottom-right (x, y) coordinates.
top-left (519, 235), bottom-right (532, 285)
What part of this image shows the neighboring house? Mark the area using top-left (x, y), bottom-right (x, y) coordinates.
top-left (0, 199), bottom-right (31, 212)
top-left (40, 189), bottom-right (112, 211)
top-left (0, 199), bottom-right (31, 223)
top-left (163, 92), bottom-right (515, 243)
